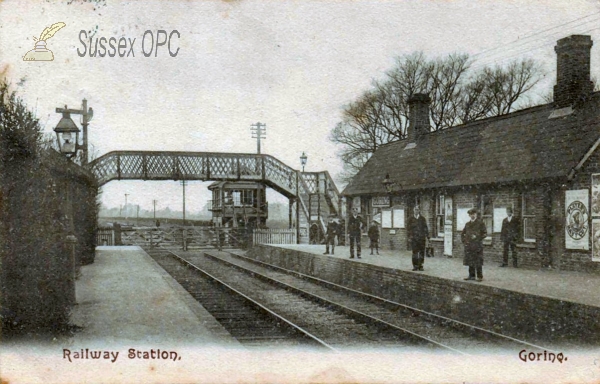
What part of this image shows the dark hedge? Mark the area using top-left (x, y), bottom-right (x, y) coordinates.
top-left (1, 81), bottom-right (98, 336)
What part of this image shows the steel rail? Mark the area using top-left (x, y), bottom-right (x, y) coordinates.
top-left (196, 251), bottom-right (466, 354)
top-left (162, 249), bottom-right (338, 352)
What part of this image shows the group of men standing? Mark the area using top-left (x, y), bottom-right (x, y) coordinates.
top-left (325, 205), bottom-right (521, 281)
top-left (324, 207), bottom-right (381, 258)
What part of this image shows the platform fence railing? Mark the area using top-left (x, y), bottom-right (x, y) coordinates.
top-left (253, 228), bottom-right (297, 245)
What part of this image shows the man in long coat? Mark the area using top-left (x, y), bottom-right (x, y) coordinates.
top-left (348, 207), bottom-right (364, 259)
top-left (407, 206), bottom-right (429, 271)
top-left (462, 208), bottom-right (487, 281)
top-left (500, 206), bottom-right (520, 267)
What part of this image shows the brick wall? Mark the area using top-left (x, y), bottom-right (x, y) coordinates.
top-left (249, 245), bottom-right (600, 345)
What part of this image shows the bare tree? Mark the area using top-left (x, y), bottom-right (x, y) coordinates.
top-left (481, 59), bottom-right (543, 116)
top-left (331, 52), bottom-right (544, 181)
top-left (428, 53), bottom-right (471, 129)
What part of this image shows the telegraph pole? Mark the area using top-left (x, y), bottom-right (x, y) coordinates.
top-left (180, 180), bottom-right (186, 226)
top-left (124, 194), bottom-right (129, 221)
top-left (153, 200), bottom-right (158, 219)
top-left (251, 122), bottom-right (266, 230)
top-left (250, 122), bottom-right (266, 154)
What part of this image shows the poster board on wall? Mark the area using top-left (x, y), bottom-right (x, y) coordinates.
top-left (565, 189), bottom-right (589, 250)
top-left (444, 196), bottom-right (453, 257)
top-left (593, 219), bottom-right (600, 262)
top-left (592, 174), bottom-right (600, 216)
top-left (456, 206), bottom-right (473, 231)
top-left (393, 208), bottom-right (405, 228)
top-left (444, 196), bottom-right (453, 224)
top-left (381, 210), bottom-right (392, 228)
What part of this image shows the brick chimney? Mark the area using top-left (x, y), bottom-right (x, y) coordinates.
top-left (553, 35), bottom-right (594, 108)
top-left (407, 93), bottom-right (431, 144)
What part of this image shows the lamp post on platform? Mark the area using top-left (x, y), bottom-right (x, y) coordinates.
top-left (53, 102), bottom-right (92, 305)
top-left (54, 109), bottom-right (80, 159)
top-left (300, 152), bottom-right (307, 173)
top-left (55, 100), bottom-right (93, 165)
top-left (381, 173), bottom-right (399, 208)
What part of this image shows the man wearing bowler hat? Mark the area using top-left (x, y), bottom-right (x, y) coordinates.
top-left (462, 208), bottom-right (487, 281)
top-left (407, 206), bottom-right (429, 271)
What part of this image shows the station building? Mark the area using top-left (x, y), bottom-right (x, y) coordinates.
top-left (342, 35), bottom-right (600, 272)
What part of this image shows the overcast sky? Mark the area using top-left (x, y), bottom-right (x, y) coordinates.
top-left (1, 0), bottom-right (599, 213)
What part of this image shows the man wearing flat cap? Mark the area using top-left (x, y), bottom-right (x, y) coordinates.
top-left (461, 208), bottom-right (487, 281)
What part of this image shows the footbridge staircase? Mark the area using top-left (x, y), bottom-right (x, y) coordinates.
top-left (88, 151), bottom-right (343, 243)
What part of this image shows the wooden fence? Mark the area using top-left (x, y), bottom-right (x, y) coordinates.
top-left (253, 228), bottom-right (297, 245)
top-left (96, 227), bottom-right (114, 246)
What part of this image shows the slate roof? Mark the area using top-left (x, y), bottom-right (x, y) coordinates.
top-left (343, 92), bottom-right (600, 196)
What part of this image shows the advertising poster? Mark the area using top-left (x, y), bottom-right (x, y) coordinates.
top-left (565, 189), bottom-right (590, 250)
top-left (593, 219), bottom-right (600, 262)
top-left (381, 210), bottom-right (392, 228)
top-left (444, 196), bottom-right (453, 224)
top-left (592, 174), bottom-right (600, 216)
top-left (393, 208), bottom-right (405, 228)
top-left (444, 197), bottom-right (453, 256)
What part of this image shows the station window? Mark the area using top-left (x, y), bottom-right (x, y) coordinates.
top-left (435, 194), bottom-right (445, 238)
top-left (522, 193), bottom-right (536, 242)
top-left (231, 190), bottom-right (254, 206)
top-left (479, 195), bottom-right (493, 239)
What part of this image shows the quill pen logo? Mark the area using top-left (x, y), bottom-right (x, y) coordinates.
top-left (23, 22), bottom-right (66, 61)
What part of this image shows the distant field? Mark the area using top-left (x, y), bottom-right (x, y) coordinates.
top-left (98, 217), bottom-right (290, 229)
top-left (98, 217), bottom-right (211, 228)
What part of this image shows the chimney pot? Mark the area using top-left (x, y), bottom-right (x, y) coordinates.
top-left (407, 93), bottom-right (431, 143)
top-left (553, 35), bottom-right (594, 108)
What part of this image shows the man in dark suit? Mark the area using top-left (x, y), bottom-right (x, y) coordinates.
top-left (462, 208), bottom-right (487, 281)
top-left (348, 207), bottom-right (364, 259)
top-left (500, 206), bottom-right (521, 267)
top-left (407, 206), bottom-right (429, 271)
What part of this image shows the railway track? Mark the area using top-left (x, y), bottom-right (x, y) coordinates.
top-left (144, 247), bottom-right (331, 349)
top-left (147, 249), bottom-right (552, 355)
top-left (144, 247), bottom-right (429, 351)
top-left (187, 248), bottom-right (556, 355)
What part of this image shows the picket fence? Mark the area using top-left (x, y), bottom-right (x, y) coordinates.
top-left (253, 228), bottom-right (297, 245)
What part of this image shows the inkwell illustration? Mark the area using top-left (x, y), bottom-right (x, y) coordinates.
top-left (23, 22), bottom-right (66, 61)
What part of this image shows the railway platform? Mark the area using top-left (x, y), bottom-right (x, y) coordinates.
top-left (245, 244), bottom-right (600, 344)
top-left (266, 244), bottom-right (600, 308)
top-left (69, 246), bottom-right (238, 347)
